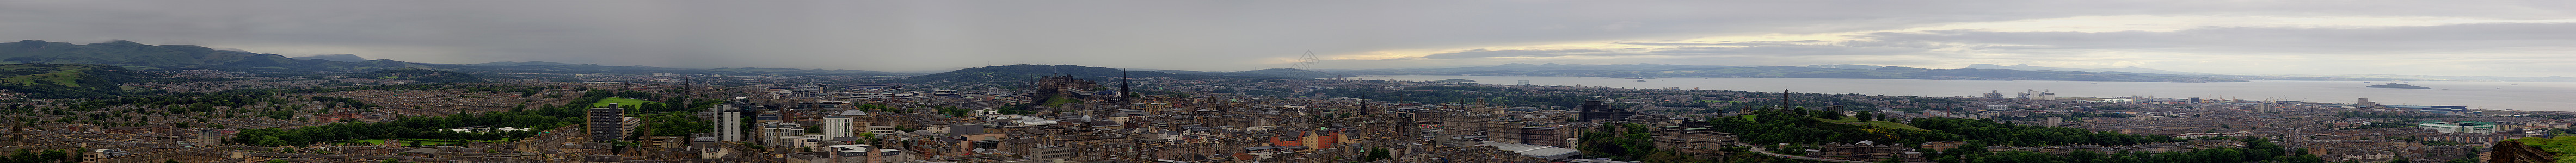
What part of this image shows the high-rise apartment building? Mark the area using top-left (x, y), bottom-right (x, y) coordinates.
top-left (589, 103), bottom-right (629, 142)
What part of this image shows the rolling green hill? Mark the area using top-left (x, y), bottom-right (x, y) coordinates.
top-left (0, 64), bottom-right (193, 98)
top-left (0, 40), bottom-right (903, 77)
top-left (0, 40), bottom-right (429, 72)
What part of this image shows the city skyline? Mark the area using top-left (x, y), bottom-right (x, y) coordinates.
top-left (2, 1), bottom-right (2571, 77)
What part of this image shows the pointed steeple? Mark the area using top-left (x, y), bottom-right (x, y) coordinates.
top-left (1357, 89), bottom-right (1369, 116)
top-left (1120, 71), bottom-right (1132, 98)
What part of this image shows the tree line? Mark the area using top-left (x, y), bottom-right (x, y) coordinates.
top-left (1705, 106), bottom-right (1958, 146)
top-left (1907, 117), bottom-right (2178, 147)
top-left (231, 90), bottom-right (614, 147)
top-left (230, 107), bottom-right (581, 146)
top-left (231, 87), bottom-right (721, 147)
top-left (1934, 137), bottom-right (2321, 163)
top-left (0, 149), bottom-right (72, 163)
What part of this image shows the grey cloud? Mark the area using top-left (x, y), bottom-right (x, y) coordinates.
top-left (0, 1), bottom-right (2568, 73)
top-left (1420, 49), bottom-right (1617, 59)
top-left (1607, 42), bottom-right (1731, 45)
top-left (1646, 45), bottom-right (1931, 56)
top-left (1710, 41), bottom-right (1832, 47)
top-left (1547, 22), bottom-right (2576, 76)
top-left (1333, 51), bottom-right (1952, 70)
top-left (1633, 40), bottom-right (1938, 56)
top-left (1831, 23), bottom-right (2576, 76)
top-left (1611, 40), bottom-right (1831, 46)
top-left (1861, 23), bottom-right (2576, 53)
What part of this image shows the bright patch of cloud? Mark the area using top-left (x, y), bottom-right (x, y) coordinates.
top-left (1363, 15), bottom-right (2576, 76)
top-left (1903, 15), bottom-right (2576, 33)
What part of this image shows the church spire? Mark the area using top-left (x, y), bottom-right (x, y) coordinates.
top-left (1120, 71), bottom-right (1133, 98)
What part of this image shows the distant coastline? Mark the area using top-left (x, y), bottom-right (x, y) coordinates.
top-left (2367, 83), bottom-right (2433, 89)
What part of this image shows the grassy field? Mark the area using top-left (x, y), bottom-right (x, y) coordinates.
top-left (592, 98), bottom-right (656, 108)
top-left (1, 69), bottom-right (87, 87)
top-left (2512, 136), bottom-right (2576, 161)
top-left (1042, 97), bottom-right (1082, 108)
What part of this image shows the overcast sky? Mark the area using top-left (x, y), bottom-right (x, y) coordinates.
top-left (2, 1), bottom-right (2571, 76)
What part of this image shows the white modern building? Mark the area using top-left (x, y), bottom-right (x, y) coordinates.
top-left (2420, 121), bottom-right (2498, 134)
top-left (761, 122), bottom-right (805, 146)
top-left (823, 115), bottom-right (854, 138)
top-left (717, 104), bottom-right (744, 141)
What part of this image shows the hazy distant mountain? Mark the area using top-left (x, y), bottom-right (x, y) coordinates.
top-left (429, 61), bottom-right (679, 74)
top-left (2366, 83), bottom-right (2433, 89)
top-left (1803, 64), bottom-right (1886, 70)
top-left (290, 54), bottom-right (368, 62)
top-left (1320, 63), bottom-right (1738, 75)
top-left (0, 40), bottom-right (429, 72)
top-left (1963, 64), bottom-right (2211, 75)
top-left (692, 67), bottom-right (902, 76)
top-left (1159, 68), bottom-right (1341, 79)
top-left (420, 62), bottom-right (905, 76)
top-left (464, 61), bottom-right (587, 66)
top-left (0, 40), bottom-right (913, 76)
top-left (905, 64), bottom-right (1291, 84)
top-left (359, 68), bottom-right (483, 83)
